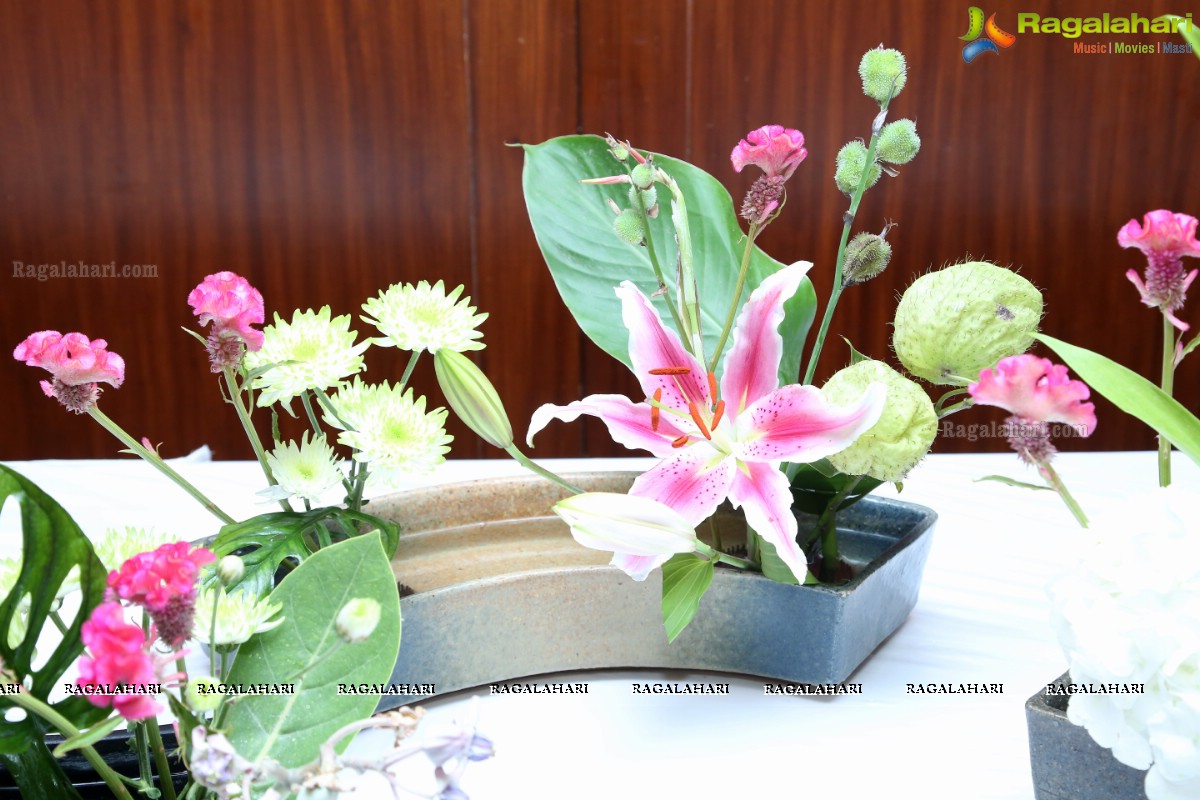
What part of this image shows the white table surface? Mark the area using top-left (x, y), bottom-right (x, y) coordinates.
top-left (2, 451), bottom-right (1195, 799)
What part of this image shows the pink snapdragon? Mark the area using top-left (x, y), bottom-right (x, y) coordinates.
top-left (12, 331), bottom-right (125, 413)
top-left (108, 542), bottom-right (215, 647)
top-left (730, 125), bottom-right (808, 180)
top-left (1118, 210), bottom-right (1200, 331)
top-left (188, 271), bottom-right (265, 368)
top-left (76, 602), bottom-right (162, 720)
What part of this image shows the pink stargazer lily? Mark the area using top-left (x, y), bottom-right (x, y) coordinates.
top-left (528, 261), bottom-right (886, 583)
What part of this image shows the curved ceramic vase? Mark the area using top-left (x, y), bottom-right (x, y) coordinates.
top-left (369, 472), bottom-right (936, 705)
top-left (1025, 673), bottom-right (1148, 800)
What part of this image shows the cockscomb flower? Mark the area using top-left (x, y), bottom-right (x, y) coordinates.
top-left (192, 587), bottom-right (284, 648)
top-left (362, 280), bottom-right (487, 354)
top-left (969, 355), bottom-right (1097, 439)
top-left (528, 261), bottom-right (885, 583)
top-left (108, 542), bottom-right (216, 612)
top-left (553, 492), bottom-right (702, 581)
top-left (187, 272), bottom-right (266, 369)
top-left (93, 527), bottom-right (178, 572)
top-left (1118, 210), bottom-right (1200, 331)
top-left (730, 125), bottom-right (808, 181)
top-left (75, 602), bottom-right (162, 720)
top-left (244, 307), bottom-right (370, 409)
top-left (12, 331), bottom-right (125, 413)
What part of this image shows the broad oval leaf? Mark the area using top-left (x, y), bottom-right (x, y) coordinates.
top-left (661, 552), bottom-right (715, 644)
top-left (522, 135), bottom-right (817, 385)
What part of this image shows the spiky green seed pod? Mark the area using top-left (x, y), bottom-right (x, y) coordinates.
top-left (630, 163), bottom-right (655, 190)
top-left (843, 233), bottom-right (893, 286)
top-left (892, 261), bottom-right (1043, 386)
top-left (822, 360), bottom-right (937, 482)
top-left (877, 119), bottom-right (921, 165)
top-left (859, 47), bottom-right (908, 104)
top-left (628, 185), bottom-right (658, 211)
top-left (613, 208), bottom-right (646, 245)
top-left (834, 141), bottom-right (882, 195)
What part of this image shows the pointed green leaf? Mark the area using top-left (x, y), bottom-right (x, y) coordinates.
top-left (754, 533), bottom-right (802, 585)
top-left (1037, 334), bottom-right (1200, 465)
top-left (1181, 330), bottom-right (1200, 362)
top-left (975, 474), bottom-right (1053, 492)
top-left (661, 553), bottom-right (715, 643)
top-left (521, 135), bottom-right (816, 385)
top-left (841, 336), bottom-right (871, 365)
top-left (50, 715), bottom-right (124, 758)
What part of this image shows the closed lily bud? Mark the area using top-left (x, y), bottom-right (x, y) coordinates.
top-left (822, 360), bottom-right (937, 482)
top-left (876, 119), bottom-right (920, 165)
top-left (892, 261), bottom-right (1044, 385)
top-left (434, 349), bottom-right (514, 449)
top-left (834, 141), bottom-right (882, 195)
top-left (843, 232), bottom-right (893, 286)
top-left (859, 47), bottom-right (908, 104)
top-left (336, 598), bottom-right (381, 644)
top-left (613, 208), bottom-right (647, 245)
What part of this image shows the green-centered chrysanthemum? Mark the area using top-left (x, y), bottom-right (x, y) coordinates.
top-left (192, 586), bottom-right (284, 647)
top-left (361, 280), bottom-right (487, 354)
top-left (94, 526), bottom-right (179, 572)
top-left (244, 307), bottom-right (369, 409)
top-left (326, 378), bottom-right (452, 487)
top-left (261, 432), bottom-right (345, 504)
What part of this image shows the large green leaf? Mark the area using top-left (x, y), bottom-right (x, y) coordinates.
top-left (1038, 334), bottom-right (1200, 465)
top-left (221, 533), bottom-right (401, 768)
top-left (661, 553), bottom-right (714, 644)
top-left (522, 135), bottom-right (817, 385)
top-left (0, 467), bottom-right (109, 754)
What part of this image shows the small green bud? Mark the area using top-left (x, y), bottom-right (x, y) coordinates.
top-left (216, 555), bottom-right (244, 587)
top-left (859, 47), bottom-right (908, 104)
top-left (606, 134), bottom-right (630, 162)
top-left (892, 261), bottom-right (1044, 385)
top-left (613, 208), bottom-right (646, 245)
top-left (628, 184), bottom-right (657, 211)
top-left (434, 349), bottom-right (514, 449)
top-left (834, 141), bottom-right (881, 195)
top-left (877, 119), bottom-right (920, 165)
top-left (843, 232), bottom-right (892, 286)
top-left (822, 360), bottom-right (937, 483)
top-left (185, 676), bottom-right (222, 713)
top-left (336, 598), bottom-right (381, 644)
top-left (630, 163), bottom-right (655, 190)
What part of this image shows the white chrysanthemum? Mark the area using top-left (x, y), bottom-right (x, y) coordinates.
top-left (361, 280), bottom-right (487, 354)
top-left (94, 526), bottom-right (179, 572)
top-left (192, 587), bottom-right (284, 647)
top-left (261, 433), bottom-right (345, 504)
top-left (244, 307), bottom-right (369, 408)
top-left (1049, 486), bottom-right (1200, 800)
top-left (0, 558), bottom-right (29, 648)
top-left (325, 378), bottom-right (452, 487)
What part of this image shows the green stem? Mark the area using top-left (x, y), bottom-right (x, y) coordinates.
top-left (937, 398), bottom-right (975, 419)
top-left (804, 475), bottom-right (863, 551)
top-left (1159, 312), bottom-right (1175, 487)
top-left (146, 721), bottom-right (178, 800)
top-left (300, 391), bottom-right (324, 439)
top-left (87, 407), bottom-right (235, 525)
top-left (695, 542), bottom-right (756, 570)
top-left (708, 222), bottom-right (760, 374)
top-left (208, 586), bottom-right (223, 681)
top-left (802, 102), bottom-right (890, 386)
top-left (503, 445), bottom-right (586, 494)
top-left (5, 692), bottom-right (134, 800)
top-left (1039, 461), bottom-right (1089, 528)
top-left (223, 367), bottom-right (291, 512)
top-left (134, 722), bottom-right (153, 792)
top-left (631, 169), bottom-right (687, 343)
top-left (397, 350), bottom-right (421, 393)
top-left (49, 610), bottom-right (69, 636)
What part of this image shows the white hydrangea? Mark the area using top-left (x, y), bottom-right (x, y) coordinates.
top-left (361, 280), bottom-right (487, 354)
top-left (244, 307), bottom-right (370, 409)
top-left (1049, 486), bottom-right (1200, 800)
top-left (260, 433), bottom-right (345, 504)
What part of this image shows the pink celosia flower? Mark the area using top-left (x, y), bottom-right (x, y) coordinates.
top-left (529, 262), bottom-right (885, 583)
top-left (969, 355), bottom-right (1097, 436)
top-left (730, 125), bottom-right (808, 180)
top-left (1118, 210), bottom-right (1200, 331)
top-left (187, 272), bottom-right (266, 363)
top-left (76, 602), bottom-right (162, 720)
top-left (12, 331), bottom-right (125, 413)
top-left (108, 542), bottom-right (214, 650)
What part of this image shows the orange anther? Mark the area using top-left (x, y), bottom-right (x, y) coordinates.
top-left (649, 366), bottom-right (691, 376)
top-left (707, 371), bottom-right (718, 399)
top-left (671, 434), bottom-right (689, 448)
top-left (710, 400), bottom-right (726, 432)
top-left (688, 402), bottom-right (712, 440)
top-left (650, 388), bottom-right (662, 431)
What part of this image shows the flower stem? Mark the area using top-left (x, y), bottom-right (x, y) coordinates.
top-left (397, 350), bottom-right (421, 393)
top-left (5, 692), bottom-right (134, 800)
top-left (1159, 312), bottom-right (1175, 487)
top-left (802, 101), bottom-right (890, 386)
top-left (87, 407), bottom-right (235, 525)
top-left (223, 367), bottom-right (291, 512)
top-left (146, 721), bottom-right (178, 800)
top-left (134, 722), bottom-right (154, 791)
top-left (631, 168), bottom-right (688, 343)
top-left (502, 445), bottom-right (586, 495)
top-left (1039, 461), bottom-right (1089, 528)
top-left (708, 222), bottom-right (760, 374)
top-left (695, 542), bottom-right (756, 570)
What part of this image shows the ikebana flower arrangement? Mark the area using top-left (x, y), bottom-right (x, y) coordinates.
top-left (1, 273), bottom-right (496, 797)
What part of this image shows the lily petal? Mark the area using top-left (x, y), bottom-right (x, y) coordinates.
top-left (629, 442), bottom-right (736, 525)
top-left (610, 553), bottom-right (673, 582)
top-left (616, 282), bottom-right (711, 410)
top-left (721, 261), bottom-right (812, 414)
top-left (728, 460), bottom-right (808, 583)
top-left (553, 492), bottom-right (700, 582)
top-left (736, 383), bottom-right (886, 463)
top-left (526, 394), bottom-right (685, 456)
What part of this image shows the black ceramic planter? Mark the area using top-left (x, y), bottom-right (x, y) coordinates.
top-left (1025, 673), bottom-right (1148, 800)
top-left (371, 472), bottom-right (937, 705)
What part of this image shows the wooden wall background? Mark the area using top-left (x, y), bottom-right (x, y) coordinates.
top-left (2, 0), bottom-right (1197, 463)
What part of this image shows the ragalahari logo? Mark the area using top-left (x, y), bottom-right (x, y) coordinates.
top-left (960, 7), bottom-right (1017, 62)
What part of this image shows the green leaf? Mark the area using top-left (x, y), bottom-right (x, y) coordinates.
top-left (0, 742), bottom-right (84, 800)
top-left (221, 533), bottom-right (401, 768)
top-left (975, 474), bottom-right (1054, 492)
top-left (1180, 330), bottom-right (1200, 362)
top-left (0, 466), bottom-right (109, 756)
top-left (1037, 334), bottom-right (1200, 466)
top-left (787, 463), bottom-right (884, 515)
top-left (754, 533), bottom-right (801, 585)
top-left (521, 135), bottom-right (817, 386)
top-left (661, 553), bottom-right (714, 643)
top-left (205, 506), bottom-right (399, 596)
top-left (841, 336), bottom-right (871, 365)
top-left (50, 715), bottom-right (124, 758)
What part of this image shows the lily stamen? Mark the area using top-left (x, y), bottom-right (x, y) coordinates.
top-left (687, 402), bottom-right (712, 440)
top-left (650, 388), bottom-right (662, 431)
top-left (649, 366), bottom-right (691, 376)
top-left (671, 434), bottom-right (689, 448)
top-left (707, 371), bottom-right (718, 400)
top-left (711, 400), bottom-right (726, 432)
